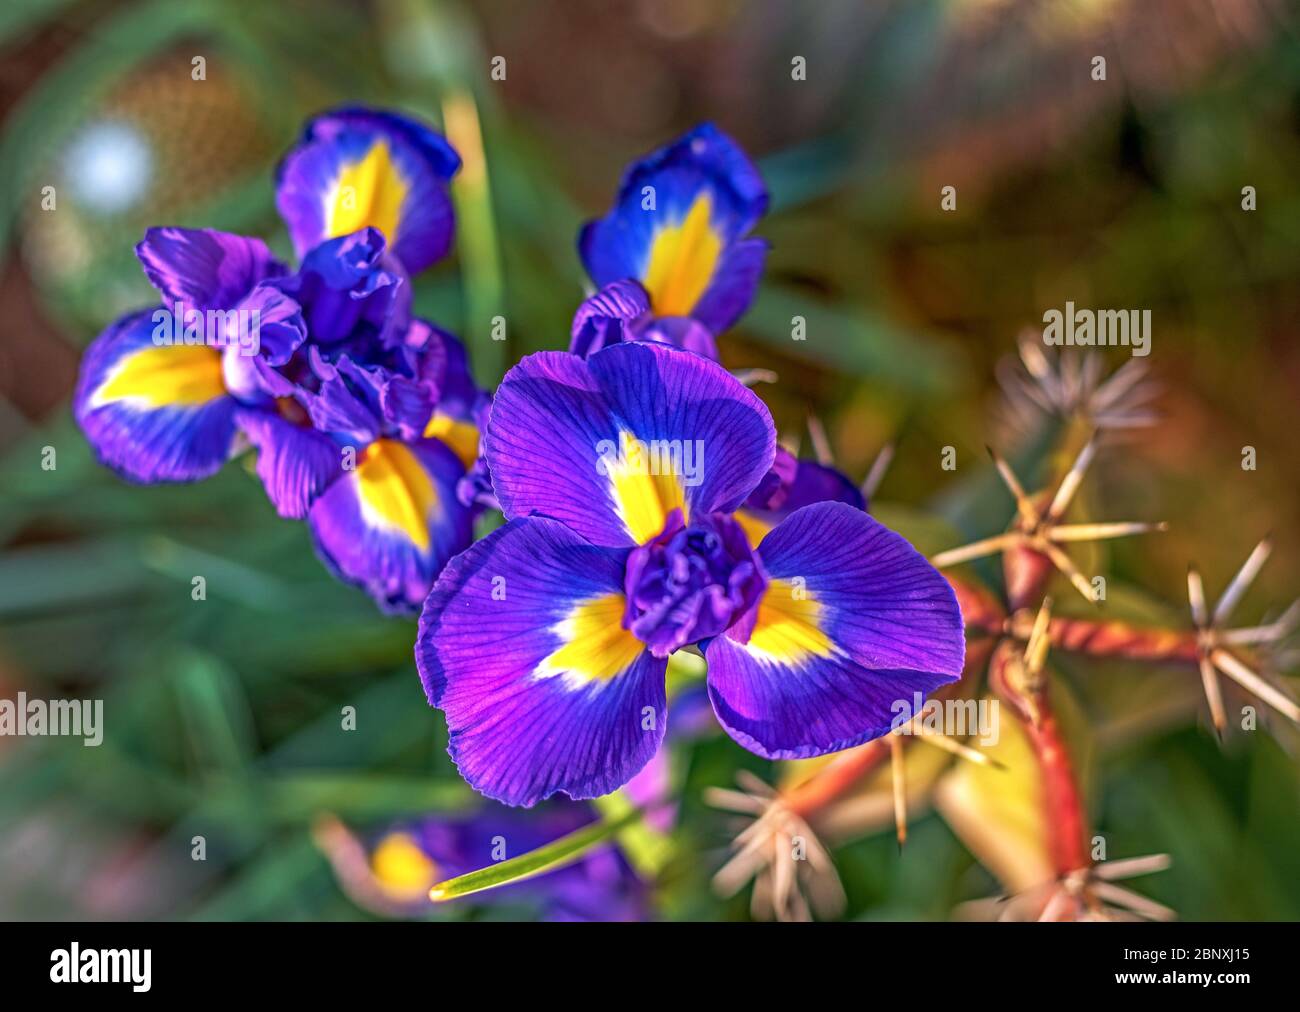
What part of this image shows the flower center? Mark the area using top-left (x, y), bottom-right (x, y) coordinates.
top-left (623, 509), bottom-right (766, 658)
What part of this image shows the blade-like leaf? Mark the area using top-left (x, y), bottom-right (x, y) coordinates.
top-left (429, 805), bottom-right (645, 902)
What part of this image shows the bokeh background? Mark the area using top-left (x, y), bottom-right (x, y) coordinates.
top-left (1, 0), bottom-right (1297, 920)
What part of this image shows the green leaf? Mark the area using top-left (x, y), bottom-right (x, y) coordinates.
top-left (429, 805), bottom-right (645, 902)
top-left (745, 285), bottom-right (959, 394)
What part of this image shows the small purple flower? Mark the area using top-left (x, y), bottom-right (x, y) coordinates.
top-left (318, 801), bottom-right (649, 922)
top-left (276, 106), bottom-right (461, 274)
top-left (574, 123), bottom-right (769, 359)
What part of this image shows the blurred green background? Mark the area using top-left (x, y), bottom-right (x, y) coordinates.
top-left (0, 0), bottom-right (1297, 920)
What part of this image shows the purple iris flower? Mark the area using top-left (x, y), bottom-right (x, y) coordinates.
top-left (73, 108), bottom-right (483, 613)
top-left (416, 341), bottom-right (965, 807)
top-left (572, 123), bottom-right (769, 359)
top-left (276, 106), bottom-right (461, 275)
top-left (321, 801), bottom-right (649, 922)
top-left (237, 235), bottom-right (481, 614)
top-left (73, 227), bottom-right (304, 484)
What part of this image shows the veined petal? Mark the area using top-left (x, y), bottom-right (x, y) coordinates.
top-left (308, 437), bottom-right (471, 613)
top-left (579, 123), bottom-right (767, 328)
top-left (135, 227), bottom-right (286, 311)
top-left (276, 107), bottom-right (461, 274)
top-left (569, 279), bottom-right (650, 357)
top-left (238, 408), bottom-right (342, 519)
top-left (73, 309), bottom-right (239, 483)
top-left (704, 501), bottom-right (964, 759)
top-left (278, 227), bottom-right (410, 349)
top-left (486, 341), bottom-right (775, 548)
top-left (417, 517), bottom-right (667, 807)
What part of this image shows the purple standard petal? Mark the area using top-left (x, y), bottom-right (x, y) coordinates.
top-left (238, 409), bottom-right (343, 519)
top-left (135, 227), bottom-right (286, 311)
top-left (703, 501), bottom-right (965, 760)
top-left (275, 106), bottom-right (461, 274)
top-left (486, 341), bottom-right (776, 548)
top-left (308, 437), bottom-right (472, 614)
top-left (73, 309), bottom-right (239, 483)
top-left (569, 280), bottom-right (720, 361)
top-left (417, 517), bottom-right (667, 807)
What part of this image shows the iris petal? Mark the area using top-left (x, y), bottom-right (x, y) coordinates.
top-left (308, 437), bottom-right (471, 613)
top-left (703, 501), bottom-right (965, 759)
top-left (73, 310), bottom-right (240, 483)
top-left (417, 517), bottom-right (666, 807)
top-left (485, 341), bottom-right (776, 548)
top-left (135, 227), bottom-right (286, 310)
top-left (238, 409), bottom-right (341, 519)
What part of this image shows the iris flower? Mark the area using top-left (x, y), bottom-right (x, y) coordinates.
top-left (74, 108), bottom-right (483, 612)
top-left (318, 802), bottom-right (648, 921)
top-left (573, 123), bottom-right (769, 360)
top-left (416, 342), bottom-right (964, 806)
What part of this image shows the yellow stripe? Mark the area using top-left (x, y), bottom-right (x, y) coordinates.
top-left (734, 509), bottom-right (773, 550)
top-left (356, 439), bottom-right (438, 551)
top-left (92, 345), bottom-right (226, 409)
top-left (326, 140), bottom-right (409, 244)
top-left (423, 412), bottom-right (480, 471)
top-left (642, 192), bottom-right (722, 317)
top-left (536, 593), bottom-right (644, 685)
top-left (744, 579), bottom-right (836, 666)
top-left (370, 832), bottom-right (438, 901)
top-left (606, 430), bottom-right (685, 545)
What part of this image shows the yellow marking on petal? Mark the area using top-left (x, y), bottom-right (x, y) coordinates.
top-left (326, 140), bottom-right (409, 244)
top-left (642, 192), bottom-right (722, 317)
top-left (536, 593), bottom-right (644, 686)
top-left (744, 579), bottom-right (837, 666)
top-left (370, 832), bottom-right (438, 901)
top-left (356, 439), bottom-right (438, 551)
top-left (423, 412), bottom-right (480, 470)
top-left (734, 509), bottom-right (773, 550)
top-left (92, 345), bottom-right (226, 409)
top-left (605, 430), bottom-right (686, 545)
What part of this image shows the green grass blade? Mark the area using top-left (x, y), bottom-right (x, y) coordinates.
top-left (429, 805), bottom-right (644, 902)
